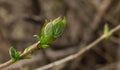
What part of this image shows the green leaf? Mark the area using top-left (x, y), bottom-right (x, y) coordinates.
top-left (62, 17), bottom-right (66, 26)
top-left (23, 46), bottom-right (33, 59)
top-left (40, 17), bottom-right (66, 46)
top-left (44, 22), bottom-right (54, 37)
top-left (24, 54), bottom-right (32, 59)
top-left (40, 36), bottom-right (55, 46)
top-left (34, 35), bottom-right (40, 41)
top-left (104, 24), bottom-right (112, 39)
top-left (15, 51), bottom-right (21, 61)
top-left (45, 19), bottom-right (49, 25)
top-left (9, 47), bottom-right (21, 62)
top-left (9, 47), bottom-right (16, 59)
top-left (24, 46), bottom-right (32, 52)
top-left (41, 45), bottom-right (49, 48)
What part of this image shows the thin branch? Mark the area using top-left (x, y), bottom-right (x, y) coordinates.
top-left (0, 25), bottom-right (120, 70)
top-left (0, 42), bottom-right (40, 69)
top-left (35, 24), bottom-right (120, 70)
top-left (0, 16), bottom-right (66, 69)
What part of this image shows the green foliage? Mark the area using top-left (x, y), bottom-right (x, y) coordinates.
top-left (14, 52), bottom-right (21, 61)
top-left (9, 47), bottom-right (16, 59)
top-left (23, 46), bottom-right (33, 59)
top-left (8, 20), bottom-right (113, 63)
top-left (104, 24), bottom-right (112, 39)
top-left (23, 54), bottom-right (32, 59)
top-left (40, 17), bottom-right (66, 47)
top-left (34, 17), bottom-right (66, 48)
top-left (34, 35), bottom-right (40, 41)
top-left (9, 47), bottom-right (21, 62)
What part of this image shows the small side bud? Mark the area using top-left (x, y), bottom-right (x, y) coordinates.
top-left (104, 24), bottom-right (112, 39)
top-left (9, 47), bottom-right (16, 59)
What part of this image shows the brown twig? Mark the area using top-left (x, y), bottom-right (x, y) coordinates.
top-left (0, 25), bottom-right (120, 70)
top-left (35, 24), bottom-right (120, 70)
top-left (0, 42), bottom-right (40, 69)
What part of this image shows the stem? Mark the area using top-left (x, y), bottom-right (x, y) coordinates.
top-left (0, 42), bottom-right (40, 69)
top-left (0, 25), bottom-right (120, 69)
top-left (35, 25), bottom-right (120, 70)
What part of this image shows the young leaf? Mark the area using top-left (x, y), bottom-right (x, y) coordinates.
top-left (40, 17), bottom-right (66, 46)
top-left (104, 24), bottom-right (112, 39)
top-left (23, 46), bottom-right (33, 59)
top-left (34, 35), bottom-right (40, 41)
top-left (45, 19), bottom-right (49, 25)
top-left (24, 46), bottom-right (32, 53)
top-left (9, 47), bottom-right (22, 62)
top-left (41, 45), bottom-right (49, 48)
top-left (24, 54), bottom-right (32, 59)
top-left (9, 47), bottom-right (16, 59)
top-left (15, 51), bottom-right (21, 61)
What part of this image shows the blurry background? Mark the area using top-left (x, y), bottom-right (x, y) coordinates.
top-left (0, 0), bottom-right (120, 70)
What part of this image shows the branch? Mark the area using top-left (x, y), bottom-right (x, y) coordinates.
top-left (0, 16), bottom-right (66, 69)
top-left (35, 24), bottom-right (120, 70)
top-left (0, 42), bottom-right (40, 69)
top-left (0, 24), bottom-right (119, 70)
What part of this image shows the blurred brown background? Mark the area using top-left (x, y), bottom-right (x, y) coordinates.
top-left (0, 0), bottom-right (120, 70)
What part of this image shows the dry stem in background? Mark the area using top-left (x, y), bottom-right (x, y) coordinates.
top-left (35, 24), bottom-right (120, 70)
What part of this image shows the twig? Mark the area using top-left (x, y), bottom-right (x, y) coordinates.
top-left (0, 16), bottom-right (66, 69)
top-left (0, 42), bottom-right (40, 69)
top-left (35, 24), bottom-right (120, 70)
top-left (0, 25), bottom-right (120, 70)
top-left (69, 1), bottom-right (111, 69)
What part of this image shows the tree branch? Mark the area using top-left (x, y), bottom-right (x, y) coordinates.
top-left (0, 16), bottom-right (66, 69)
top-left (0, 25), bottom-right (120, 70)
top-left (35, 24), bottom-right (120, 70)
top-left (0, 42), bottom-right (40, 69)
